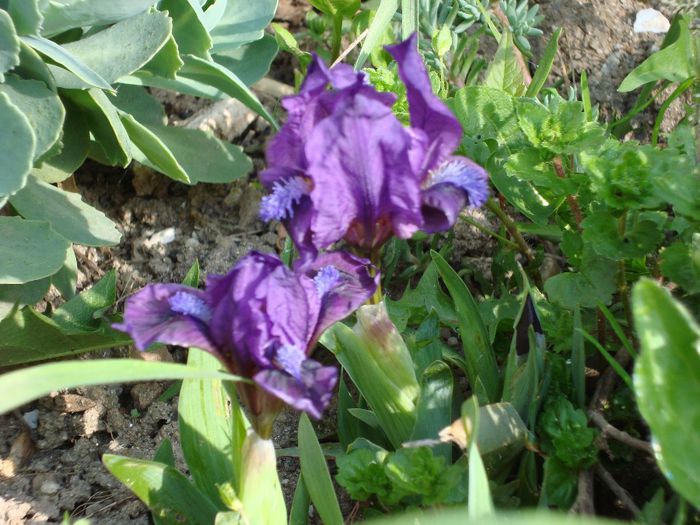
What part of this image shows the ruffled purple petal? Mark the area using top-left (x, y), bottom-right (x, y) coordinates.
top-left (254, 360), bottom-right (338, 419)
top-left (386, 34), bottom-right (463, 175)
top-left (298, 251), bottom-right (379, 340)
top-left (305, 92), bottom-right (422, 250)
top-left (421, 157), bottom-right (490, 232)
top-left (113, 284), bottom-right (216, 352)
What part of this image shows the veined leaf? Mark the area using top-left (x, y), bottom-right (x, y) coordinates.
top-left (484, 31), bottom-right (526, 96)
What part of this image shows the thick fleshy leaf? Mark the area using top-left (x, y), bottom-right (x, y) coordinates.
top-left (22, 35), bottom-right (112, 90)
top-left (209, 0), bottom-right (277, 52)
top-left (0, 217), bottom-right (71, 285)
top-left (113, 284), bottom-right (216, 352)
top-left (51, 246), bottom-right (78, 299)
top-left (32, 106), bottom-right (89, 183)
top-left (39, 0), bottom-right (157, 37)
top-left (64, 88), bottom-right (132, 167)
top-left (111, 84), bottom-right (167, 126)
top-left (0, 10), bottom-right (21, 82)
top-left (139, 123), bottom-right (252, 184)
top-left (159, 0), bottom-right (212, 58)
top-left (14, 40), bottom-right (54, 89)
top-left (10, 176), bottom-right (121, 247)
top-left (47, 10), bottom-right (172, 88)
top-left (0, 91), bottom-right (35, 198)
top-left (0, 278), bottom-right (50, 321)
top-left (0, 75), bottom-right (64, 162)
top-left (7, 0), bottom-right (43, 35)
top-left (212, 34), bottom-right (278, 86)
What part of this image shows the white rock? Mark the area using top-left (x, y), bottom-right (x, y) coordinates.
top-left (149, 227), bottom-right (177, 245)
top-left (22, 409), bottom-right (39, 429)
top-left (40, 480), bottom-right (60, 495)
top-left (634, 8), bottom-right (670, 33)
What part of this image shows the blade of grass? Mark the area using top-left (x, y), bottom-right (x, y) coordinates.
top-left (355, 0), bottom-right (398, 70)
top-left (597, 302), bottom-right (637, 359)
top-left (525, 28), bottom-right (561, 98)
top-left (578, 328), bottom-right (633, 389)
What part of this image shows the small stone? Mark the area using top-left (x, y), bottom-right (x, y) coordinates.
top-left (39, 480), bottom-right (60, 495)
top-left (447, 337), bottom-right (459, 347)
top-left (634, 8), bottom-right (670, 33)
top-left (131, 383), bottom-right (165, 411)
top-left (148, 227), bottom-right (177, 246)
top-left (54, 394), bottom-right (96, 413)
top-left (22, 410), bottom-right (39, 429)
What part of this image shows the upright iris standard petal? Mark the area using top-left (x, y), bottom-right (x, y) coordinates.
top-left (305, 93), bottom-right (422, 250)
top-left (386, 34), bottom-right (463, 174)
top-left (113, 284), bottom-right (216, 353)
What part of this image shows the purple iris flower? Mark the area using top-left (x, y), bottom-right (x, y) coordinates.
top-left (260, 33), bottom-right (489, 255)
top-left (113, 251), bottom-right (377, 433)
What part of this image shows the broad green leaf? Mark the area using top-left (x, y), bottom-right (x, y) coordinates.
top-left (447, 86), bottom-right (521, 147)
top-left (0, 10), bottom-right (20, 82)
top-left (14, 39), bottom-right (53, 89)
top-left (111, 84), bottom-right (167, 126)
top-left (179, 348), bottom-right (244, 507)
top-left (120, 114), bottom-right (190, 183)
top-left (489, 164), bottom-right (554, 225)
top-left (178, 54), bottom-right (277, 127)
top-left (102, 454), bottom-right (219, 525)
top-left (484, 32), bottom-right (526, 96)
top-left (633, 278), bottom-right (700, 507)
top-left (159, 0), bottom-right (212, 58)
top-left (0, 306), bottom-right (130, 366)
top-left (526, 28), bottom-right (561, 98)
top-left (355, 0), bottom-right (398, 70)
top-left (209, 0), bottom-right (277, 53)
top-left (50, 270), bottom-right (117, 333)
top-left (0, 358), bottom-right (243, 414)
top-left (367, 510), bottom-right (619, 524)
top-left (619, 15), bottom-right (695, 92)
top-left (138, 35), bottom-right (184, 79)
top-left (64, 88), bottom-right (132, 167)
top-left (10, 176), bottom-right (121, 247)
top-left (47, 11), bottom-right (172, 89)
top-left (7, 0), bottom-right (43, 35)
top-left (0, 92), bottom-right (35, 197)
top-left (0, 217), bottom-right (70, 284)
top-left (299, 414), bottom-right (344, 525)
top-left (0, 76), bottom-right (64, 162)
top-left (660, 235), bottom-right (700, 294)
top-left (544, 272), bottom-right (613, 309)
top-left (410, 361), bottom-right (453, 463)
top-left (52, 246), bottom-right (78, 299)
top-left (32, 104), bottom-right (89, 183)
top-left (39, 0), bottom-right (157, 37)
top-left (0, 277), bottom-right (50, 321)
top-left (323, 322), bottom-right (416, 448)
top-left (140, 123), bottom-right (252, 184)
top-left (153, 439), bottom-right (176, 467)
top-left (213, 34), bottom-right (278, 86)
top-left (540, 457), bottom-right (577, 508)
top-left (432, 251), bottom-right (500, 403)
top-left (201, 0), bottom-right (227, 31)
top-left (309, 0), bottom-right (359, 17)
top-left (22, 35), bottom-right (112, 90)
top-left (581, 210), bottom-right (664, 261)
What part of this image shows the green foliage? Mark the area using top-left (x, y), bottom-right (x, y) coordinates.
top-left (539, 397), bottom-right (597, 470)
top-left (0, 0), bottom-right (276, 311)
top-left (633, 279), bottom-right (700, 508)
top-left (336, 445), bottom-right (463, 508)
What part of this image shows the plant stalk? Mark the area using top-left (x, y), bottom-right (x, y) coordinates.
top-left (486, 198), bottom-right (535, 262)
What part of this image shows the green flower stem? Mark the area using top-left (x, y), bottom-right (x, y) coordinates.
top-left (616, 213), bottom-right (634, 342)
top-left (486, 198), bottom-right (535, 262)
top-left (370, 246), bottom-right (383, 304)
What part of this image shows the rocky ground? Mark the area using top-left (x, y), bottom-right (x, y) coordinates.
top-left (0, 0), bottom-right (677, 522)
